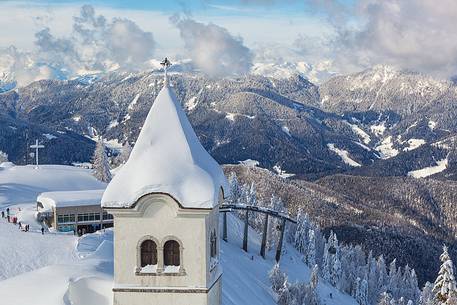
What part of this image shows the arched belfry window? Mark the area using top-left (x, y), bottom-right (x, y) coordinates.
top-left (210, 230), bottom-right (217, 258)
top-left (164, 240), bottom-right (180, 266)
top-left (140, 240), bottom-right (158, 267)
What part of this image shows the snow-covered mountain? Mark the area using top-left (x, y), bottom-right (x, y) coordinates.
top-left (2, 65), bottom-right (457, 179)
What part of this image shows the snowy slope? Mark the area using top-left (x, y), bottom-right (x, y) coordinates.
top-left (0, 164), bottom-right (106, 206)
top-left (0, 210), bottom-right (356, 305)
top-left (0, 214), bottom-right (78, 281)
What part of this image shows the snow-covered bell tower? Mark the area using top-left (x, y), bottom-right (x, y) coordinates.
top-left (102, 61), bottom-right (227, 305)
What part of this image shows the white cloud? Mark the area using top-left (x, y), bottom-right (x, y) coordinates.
top-left (35, 5), bottom-right (156, 73)
top-left (170, 15), bottom-right (253, 77)
top-left (300, 0), bottom-right (457, 79)
top-left (0, 4), bottom-right (157, 86)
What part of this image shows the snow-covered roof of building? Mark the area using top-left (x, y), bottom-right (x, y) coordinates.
top-left (101, 83), bottom-right (228, 209)
top-left (37, 189), bottom-right (105, 210)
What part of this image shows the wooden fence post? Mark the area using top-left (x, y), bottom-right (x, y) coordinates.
top-left (223, 211), bottom-right (228, 242)
top-left (260, 213), bottom-right (269, 259)
top-left (275, 218), bottom-right (287, 262)
top-left (243, 209), bottom-right (249, 252)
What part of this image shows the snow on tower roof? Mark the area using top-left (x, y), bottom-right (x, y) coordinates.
top-left (101, 83), bottom-right (228, 209)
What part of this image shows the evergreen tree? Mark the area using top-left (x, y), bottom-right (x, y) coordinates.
top-left (119, 142), bottom-right (132, 164)
top-left (367, 252), bottom-right (380, 304)
top-left (307, 229), bottom-right (317, 268)
top-left (294, 210), bottom-right (309, 255)
top-left (269, 195), bottom-right (286, 248)
top-left (227, 172), bottom-right (242, 204)
top-left (332, 249), bottom-right (343, 289)
top-left (419, 282), bottom-right (434, 305)
top-left (355, 277), bottom-right (369, 305)
top-left (0, 151), bottom-right (8, 163)
top-left (377, 292), bottom-right (393, 305)
top-left (269, 263), bottom-right (286, 293)
top-left (277, 279), bottom-right (292, 305)
top-left (377, 255), bottom-right (388, 294)
top-left (433, 245), bottom-right (457, 305)
top-left (310, 264), bottom-right (319, 290)
top-left (92, 138), bottom-right (112, 183)
top-left (323, 242), bottom-right (331, 282)
top-left (389, 259), bottom-right (400, 298)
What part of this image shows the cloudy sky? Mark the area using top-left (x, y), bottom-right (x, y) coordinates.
top-left (1, 0), bottom-right (457, 84)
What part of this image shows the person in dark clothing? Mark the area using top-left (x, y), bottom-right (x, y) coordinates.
top-left (41, 227), bottom-right (44, 235)
top-left (7, 215), bottom-right (10, 222)
top-left (1, 211), bottom-right (4, 218)
top-left (6, 208), bottom-right (9, 216)
top-left (18, 221), bottom-right (22, 229)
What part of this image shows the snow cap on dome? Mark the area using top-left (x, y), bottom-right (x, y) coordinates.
top-left (102, 83), bottom-right (228, 209)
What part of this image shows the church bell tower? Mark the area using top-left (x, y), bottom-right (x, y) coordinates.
top-left (102, 59), bottom-right (227, 305)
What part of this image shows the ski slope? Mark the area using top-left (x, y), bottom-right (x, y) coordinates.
top-left (0, 210), bottom-right (357, 305)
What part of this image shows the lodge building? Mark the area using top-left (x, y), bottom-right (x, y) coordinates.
top-left (36, 189), bottom-right (113, 234)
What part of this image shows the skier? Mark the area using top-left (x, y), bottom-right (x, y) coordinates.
top-left (41, 227), bottom-right (44, 235)
top-left (18, 221), bottom-right (22, 229)
top-left (1, 211), bottom-right (4, 218)
top-left (6, 207), bottom-right (9, 216)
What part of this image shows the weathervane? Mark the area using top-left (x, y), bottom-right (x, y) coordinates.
top-left (160, 57), bottom-right (172, 85)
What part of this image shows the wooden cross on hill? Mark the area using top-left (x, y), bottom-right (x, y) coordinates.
top-left (30, 139), bottom-right (45, 168)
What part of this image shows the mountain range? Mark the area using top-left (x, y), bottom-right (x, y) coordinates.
top-left (1, 64), bottom-right (457, 284)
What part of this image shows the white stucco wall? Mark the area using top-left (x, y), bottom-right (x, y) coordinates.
top-left (107, 192), bottom-right (223, 305)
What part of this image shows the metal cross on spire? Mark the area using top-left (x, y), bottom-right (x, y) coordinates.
top-left (160, 57), bottom-right (172, 85)
top-left (30, 139), bottom-right (45, 169)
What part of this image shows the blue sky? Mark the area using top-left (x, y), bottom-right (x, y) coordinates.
top-left (0, 0), bottom-right (335, 53)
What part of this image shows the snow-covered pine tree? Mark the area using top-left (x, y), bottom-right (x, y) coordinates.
top-left (92, 138), bottom-right (112, 183)
top-left (307, 229), bottom-right (317, 268)
top-left (377, 292), bottom-right (393, 305)
top-left (119, 142), bottom-right (132, 164)
top-left (402, 266), bottom-right (420, 303)
top-left (269, 263), bottom-right (286, 293)
top-left (377, 255), bottom-right (388, 295)
top-left (268, 195), bottom-right (286, 248)
top-left (388, 259), bottom-right (400, 298)
top-left (355, 277), bottom-right (369, 305)
top-left (0, 151), bottom-right (8, 163)
top-left (310, 264), bottom-right (319, 290)
top-left (277, 279), bottom-right (292, 305)
top-left (419, 282), bottom-right (434, 305)
top-left (332, 249), bottom-right (343, 289)
top-left (227, 172), bottom-right (242, 204)
top-left (367, 251), bottom-right (380, 304)
top-left (433, 245), bottom-right (457, 305)
top-left (322, 241), bottom-right (331, 282)
top-left (294, 209), bottom-right (309, 255)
